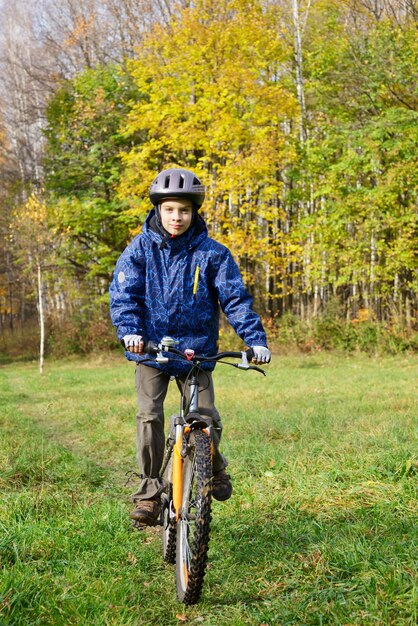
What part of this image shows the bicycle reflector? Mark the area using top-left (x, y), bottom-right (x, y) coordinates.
top-left (184, 349), bottom-right (195, 361)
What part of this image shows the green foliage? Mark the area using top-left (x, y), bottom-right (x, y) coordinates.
top-left (299, 7), bottom-right (418, 310)
top-left (44, 65), bottom-right (143, 278)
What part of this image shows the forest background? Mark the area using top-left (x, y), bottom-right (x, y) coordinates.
top-left (0, 0), bottom-right (417, 363)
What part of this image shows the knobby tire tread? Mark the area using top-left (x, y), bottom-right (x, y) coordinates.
top-left (163, 509), bottom-right (176, 564)
top-left (162, 441), bottom-right (176, 564)
top-left (176, 429), bottom-right (212, 605)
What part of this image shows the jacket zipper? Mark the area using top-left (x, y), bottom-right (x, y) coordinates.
top-left (193, 265), bottom-right (200, 296)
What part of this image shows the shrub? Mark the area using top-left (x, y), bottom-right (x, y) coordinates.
top-left (271, 313), bottom-right (417, 355)
top-left (47, 307), bottom-right (120, 356)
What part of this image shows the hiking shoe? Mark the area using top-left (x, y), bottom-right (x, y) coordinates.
top-left (130, 498), bottom-right (160, 525)
top-left (212, 469), bottom-right (232, 501)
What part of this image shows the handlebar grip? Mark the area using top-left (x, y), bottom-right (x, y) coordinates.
top-left (246, 347), bottom-right (254, 361)
top-left (144, 340), bottom-right (158, 355)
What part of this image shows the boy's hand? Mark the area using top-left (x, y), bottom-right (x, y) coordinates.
top-left (251, 346), bottom-right (271, 364)
top-left (123, 334), bottom-right (144, 354)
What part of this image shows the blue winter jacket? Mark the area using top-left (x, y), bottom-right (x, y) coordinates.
top-left (109, 209), bottom-right (267, 374)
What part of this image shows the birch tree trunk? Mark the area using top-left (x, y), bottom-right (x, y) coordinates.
top-left (370, 228), bottom-right (377, 316)
top-left (292, 0), bottom-right (308, 143)
top-left (37, 261), bottom-right (44, 374)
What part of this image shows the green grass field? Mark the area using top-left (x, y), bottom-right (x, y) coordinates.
top-left (0, 353), bottom-right (417, 625)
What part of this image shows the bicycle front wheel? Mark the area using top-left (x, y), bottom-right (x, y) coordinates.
top-left (176, 429), bottom-right (212, 605)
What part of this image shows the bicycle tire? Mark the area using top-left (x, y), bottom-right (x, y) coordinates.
top-left (161, 441), bottom-right (176, 564)
top-left (176, 429), bottom-right (212, 605)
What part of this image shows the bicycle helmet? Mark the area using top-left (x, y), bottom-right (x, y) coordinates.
top-left (149, 168), bottom-right (206, 208)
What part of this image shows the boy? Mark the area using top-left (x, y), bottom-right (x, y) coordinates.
top-left (110, 167), bottom-right (271, 525)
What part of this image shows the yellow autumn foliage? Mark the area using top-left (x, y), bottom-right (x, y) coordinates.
top-left (118, 0), bottom-right (298, 274)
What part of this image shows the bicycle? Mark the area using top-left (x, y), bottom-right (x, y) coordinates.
top-left (138, 336), bottom-right (266, 605)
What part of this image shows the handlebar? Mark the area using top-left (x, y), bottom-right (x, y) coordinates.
top-left (144, 340), bottom-right (254, 362)
top-left (142, 338), bottom-right (265, 374)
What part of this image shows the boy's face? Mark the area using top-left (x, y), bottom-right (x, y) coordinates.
top-left (160, 198), bottom-right (193, 236)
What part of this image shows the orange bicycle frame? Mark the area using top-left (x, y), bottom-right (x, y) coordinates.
top-left (172, 425), bottom-right (190, 520)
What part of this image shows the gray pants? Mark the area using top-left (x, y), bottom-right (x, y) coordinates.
top-left (132, 364), bottom-right (227, 502)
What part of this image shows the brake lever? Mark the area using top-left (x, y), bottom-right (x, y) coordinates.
top-left (237, 350), bottom-right (251, 370)
top-left (235, 351), bottom-right (267, 376)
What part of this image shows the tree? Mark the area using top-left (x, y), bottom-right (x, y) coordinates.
top-left (44, 64), bottom-right (142, 281)
top-left (10, 193), bottom-right (58, 372)
top-left (118, 0), bottom-right (298, 313)
top-left (299, 0), bottom-right (418, 323)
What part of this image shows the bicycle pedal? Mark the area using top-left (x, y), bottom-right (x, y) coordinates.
top-left (131, 518), bottom-right (163, 530)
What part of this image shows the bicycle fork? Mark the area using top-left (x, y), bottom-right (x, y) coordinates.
top-left (171, 373), bottom-right (212, 521)
top-left (172, 423), bottom-right (186, 521)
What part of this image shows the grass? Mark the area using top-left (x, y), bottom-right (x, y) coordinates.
top-left (0, 352), bottom-right (417, 625)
